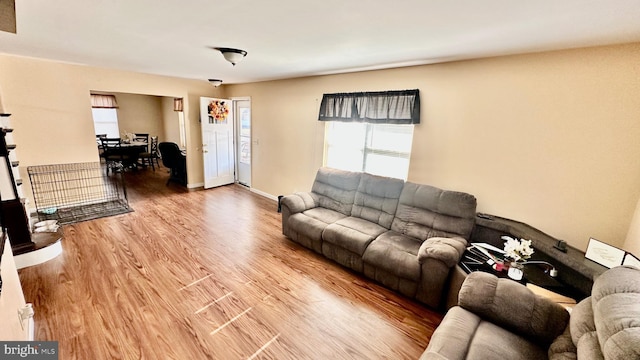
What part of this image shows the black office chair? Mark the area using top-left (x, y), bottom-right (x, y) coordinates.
top-left (158, 142), bottom-right (186, 186)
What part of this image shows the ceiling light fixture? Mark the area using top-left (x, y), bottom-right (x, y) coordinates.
top-left (208, 79), bottom-right (223, 87)
top-left (214, 47), bottom-right (247, 66)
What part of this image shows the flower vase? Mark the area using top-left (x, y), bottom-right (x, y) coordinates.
top-left (507, 261), bottom-right (524, 281)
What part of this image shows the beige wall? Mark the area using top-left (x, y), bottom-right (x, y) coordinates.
top-left (162, 97), bottom-right (181, 146)
top-left (625, 198), bottom-right (640, 255)
top-left (2, 43), bottom-right (639, 253)
top-left (0, 54), bottom-right (222, 194)
top-left (225, 43), bottom-right (640, 252)
top-left (110, 92), bottom-right (165, 141)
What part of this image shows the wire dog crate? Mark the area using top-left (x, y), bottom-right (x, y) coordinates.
top-left (27, 162), bottom-right (132, 224)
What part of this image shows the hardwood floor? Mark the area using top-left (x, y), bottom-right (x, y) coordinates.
top-left (19, 167), bottom-right (442, 359)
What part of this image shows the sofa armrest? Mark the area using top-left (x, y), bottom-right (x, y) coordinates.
top-left (280, 192), bottom-right (317, 214)
top-left (417, 236), bottom-right (468, 267)
top-left (420, 306), bottom-right (481, 360)
top-left (415, 237), bottom-right (468, 308)
top-left (458, 271), bottom-right (570, 347)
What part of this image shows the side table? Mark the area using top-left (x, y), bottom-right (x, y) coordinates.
top-left (445, 246), bottom-right (579, 310)
top-left (526, 283), bottom-right (576, 311)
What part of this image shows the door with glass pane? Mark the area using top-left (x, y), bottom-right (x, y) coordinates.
top-left (200, 97), bottom-right (235, 189)
top-left (235, 99), bottom-right (251, 187)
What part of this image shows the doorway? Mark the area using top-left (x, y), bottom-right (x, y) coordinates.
top-left (199, 97), bottom-right (251, 189)
top-left (200, 97), bottom-right (235, 189)
top-left (89, 92), bottom-right (185, 181)
top-left (234, 98), bottom-right (251, 187)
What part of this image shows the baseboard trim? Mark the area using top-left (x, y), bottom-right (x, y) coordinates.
top-left (14, 239), bottom-right (63, 269)
top-left (250, 188), bottom-right (278, 201)
top-left (188, 182), bottom-right (204, 189)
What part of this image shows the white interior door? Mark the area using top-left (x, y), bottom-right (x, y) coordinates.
top-left (200, 97), bottom-right (235, 189)
top-left (235, 99), bottom-right (251, 187)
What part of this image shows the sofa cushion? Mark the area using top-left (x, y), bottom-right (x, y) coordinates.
top-left (589, 266), bottom-right (640, 359)
top-left (422, 306), bottom-right (548, 360)
top-left (287, 208), bottom-right (347, 241)
top-left (323, 217), bottom-right (387, 255)
top-left (391, 182), bottom-right (477, 241)
top-left (351, 173), bottom-right (404, 229)
top-left (467, 321), bottom-right (549, 360)
top-left (362, 230), bottom-right (422, 281)
top-left (287, 214), bottom-right (329, 242)
top-left (311, 167), bottom-right (361, 216)
top-left (548, 324), bottom-right (577, 360)
top-left (570, 297), bottom-right (596, 348)
top-left (303, 207), bottom-right (348, 224)
top-left (576, 332), bottom-right (604, 360)
top-left (458, 271), bottom-right (570, 347)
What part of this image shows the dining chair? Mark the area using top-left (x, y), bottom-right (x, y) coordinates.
top-left (139, 136), bottom-right (160, 171)
top-left (134, 133), bottom-right (149, 150)
top-left (96, 134), bottom-right (108, 157)
top-left (100, 137), bottom-right (134, 175)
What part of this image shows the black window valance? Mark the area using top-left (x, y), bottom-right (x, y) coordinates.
top-left (318, 89), bottom-right (420, 124)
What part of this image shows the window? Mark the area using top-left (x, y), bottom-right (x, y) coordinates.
top-left (177, 112), bottom-right (187, 149)
top-left (319, 89), bottom-right (419, 179)
top-left (239, 107), bottom-right (251, 164)
top-left (325, 122), bottom-right (414, 180)
top-left (91, 94), bottom-right (119, 137)
top-left (174, 98), bottom-right (187, 149)
top-left (91, 108), bottom-right (119, 138)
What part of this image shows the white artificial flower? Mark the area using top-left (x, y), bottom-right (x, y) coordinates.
top-left (501, 236), bottom-right (534, 262)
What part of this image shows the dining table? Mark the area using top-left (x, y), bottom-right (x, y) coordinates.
top-left (121, 140), bottom-right (148, 148)
top-left (114, 141), bottom-right (148, 169)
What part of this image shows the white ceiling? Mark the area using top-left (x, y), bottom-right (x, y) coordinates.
top-left (1, 0), bottom-right (639, 84)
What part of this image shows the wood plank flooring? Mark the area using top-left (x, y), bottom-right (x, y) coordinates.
top-left (18, 167), bottom-right (442, 359)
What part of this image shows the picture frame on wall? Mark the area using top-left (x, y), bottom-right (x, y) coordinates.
top-left (585, 238), bottom-right (626, 268)
top-left (623, 252), bottom-right (640, 269)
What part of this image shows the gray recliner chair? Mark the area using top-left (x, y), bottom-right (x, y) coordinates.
top-left (422, 265), bottom-right (640, 359)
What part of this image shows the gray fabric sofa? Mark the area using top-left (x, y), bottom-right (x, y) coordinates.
top-left (281, 167), bottom-right (477, 308)
top-left (422, 265), bottom-right (640, 360)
